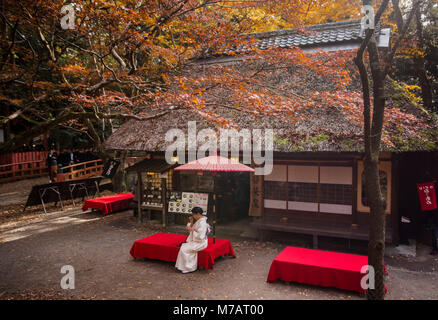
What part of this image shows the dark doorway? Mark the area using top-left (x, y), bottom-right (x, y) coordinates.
top-left (176, 171), bottom-right (250, 225)
top-left (215, 172), bottom-right (250, 224)
top-left (397, 151), bottom-right (438, 245)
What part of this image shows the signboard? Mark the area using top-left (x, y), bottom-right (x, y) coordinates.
top-left (417, 182), bottom-right (437, 211)
top-left (24, 177), bottom-right (102, 212)
top-left (102, 159), bottom-right (120, 178)
top-left (168, 191), bottom-right (209, 214)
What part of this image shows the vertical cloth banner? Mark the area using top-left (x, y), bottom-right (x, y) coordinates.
top-left (417, 182), bottom-right (437, 211)
top-left (249, 162), bottom-right (263, 217)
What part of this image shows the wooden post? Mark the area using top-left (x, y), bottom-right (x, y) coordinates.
top-left (161, 177), bottom-right (167, 227)
top-left (95, 180), bottom-right (100, 197)
top-left (391, 155), bottom-right (400, 245)
top-left (137, 171), bottom-right (142, 224)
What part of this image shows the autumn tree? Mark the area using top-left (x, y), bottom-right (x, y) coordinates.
top-left (391, 0), bottom-right (437, 113)
top-left (0, 0), bottom-right (381, 155)
top-left (0, 0), bottom-right (263, 154)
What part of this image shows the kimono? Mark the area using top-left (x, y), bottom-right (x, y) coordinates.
top-left (175, 216), bottom-right (208, 273)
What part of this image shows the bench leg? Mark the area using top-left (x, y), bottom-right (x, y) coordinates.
top-left (313, 234), bottom-right (318, 249)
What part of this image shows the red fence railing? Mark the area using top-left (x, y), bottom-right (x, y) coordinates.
top-left (0, 159), bottom-right (49, 183)
top-left (0, 152), bottom-right (144, 184)
top-left (0, 151), bottom-right (49, 165)
top-left (55, 159), bottom-right (104, 182)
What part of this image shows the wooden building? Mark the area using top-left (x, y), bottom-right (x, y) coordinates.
top-left (104, 20), bottom-right (438, 247)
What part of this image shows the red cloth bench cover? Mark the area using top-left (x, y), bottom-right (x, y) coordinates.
top-left (82, 193), bottom-right (134, 216)
top-left (267, 246), bottom-right (387, 294)
top-left (130, 232), bottom-right (235, 269)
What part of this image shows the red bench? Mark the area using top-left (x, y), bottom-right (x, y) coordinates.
top-left (82, 193), bottom-right (134, 216)
top-left (130, 232), bottom-right (235, 269)
top-left (267, 246), bottom-right (387, 294)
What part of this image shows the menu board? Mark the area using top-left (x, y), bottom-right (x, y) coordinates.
top-left (193, 193), bottom-right (209, 214)
top-left (168, 191), bottom-right (209, 214)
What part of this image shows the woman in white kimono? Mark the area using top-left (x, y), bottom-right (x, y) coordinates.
top-left (175, 207), bottom-right (209, 273)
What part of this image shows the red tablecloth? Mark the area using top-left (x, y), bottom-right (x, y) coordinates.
top-left (130, 232), bottom-right (235, 269)
top-left (267, 246), bottom-right (387, 294)
top-left (82, 193), bottom-right (134, 216)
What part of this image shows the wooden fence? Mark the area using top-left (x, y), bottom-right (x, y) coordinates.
top-left (0, 159), bottom-right (49, 183)
top-left (0, 151), bottom-right (50, 184)
top-left (56, 159), bottom-right (104, 182)
top-left (0, 152), bottom-right (143, 184)
top-left (0, 151), bottom-right (49, 165)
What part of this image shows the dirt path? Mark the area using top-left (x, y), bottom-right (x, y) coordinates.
top-left (1, 209), bottom-right (437, 300)
top-left (0, 176), bottom-right (114, 227)
top-left (0, 177), bottom-right (49, 206)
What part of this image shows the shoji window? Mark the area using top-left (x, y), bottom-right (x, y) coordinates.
top-left (264, 165), bottom-right (287, 209)
top-left (264, 163), bottom-right (354, 215)
top-left (319, 166), bottom-right (353, 215)
top-left (287, 165), bottom-right (319, 212)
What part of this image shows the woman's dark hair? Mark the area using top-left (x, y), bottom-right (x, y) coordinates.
top-left (191, 207), bottom-right (203, 215)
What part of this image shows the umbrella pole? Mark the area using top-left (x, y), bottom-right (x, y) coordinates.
top-left (213, 192), bottom-right (216, 244)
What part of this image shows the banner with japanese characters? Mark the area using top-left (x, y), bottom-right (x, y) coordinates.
top-left (417, 182), bottom-right (437, 211)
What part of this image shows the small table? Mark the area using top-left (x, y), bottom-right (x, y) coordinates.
top-left (267, 246), bottom-right (387, 294)
top-left (130, 232), bottom-right (235, 269)
top-left (82, 193), bottom-right (134, 216)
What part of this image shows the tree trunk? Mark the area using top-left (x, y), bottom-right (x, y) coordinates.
top-left (366, 37), bottom-right (387, 300)
top-left (355, 0), bottom-right (420, 300)
top-left (364, 156), bottom-right (386, 300)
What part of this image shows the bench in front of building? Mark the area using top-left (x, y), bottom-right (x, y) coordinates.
top-left (252, 212), bottom-right (393, 249)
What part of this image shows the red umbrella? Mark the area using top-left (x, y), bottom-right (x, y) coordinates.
top-left (173, 154), bottom-right (255, 175)
top-left (174, 153), bottom-right (254, 243)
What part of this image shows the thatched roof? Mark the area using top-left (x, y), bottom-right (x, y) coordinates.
top-left (104, 88), bottom-right (438, 153)
top-left (105, 62), bottom-right (438, 153)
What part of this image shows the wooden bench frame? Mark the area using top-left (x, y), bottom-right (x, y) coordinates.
top-left (252, 219), bottom-right (393, 249)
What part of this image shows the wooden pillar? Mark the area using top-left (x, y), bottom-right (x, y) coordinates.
top-left (351, 158), bottom-right (359, 228)
top-left (212, 172), bottom-right (217, 244)
top-left (43, 133), bottom-right (48, 151)
top-left (391, 155), bottom-right (400, 245)
top-left (137, 171), bottom-right (143, 224)
top-left (161, 177), bottom-right (167, 227)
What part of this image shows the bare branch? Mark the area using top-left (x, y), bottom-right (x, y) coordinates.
top-left (383, 0), bottom-right (421, 77)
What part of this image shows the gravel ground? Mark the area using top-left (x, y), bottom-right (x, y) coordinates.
top-left (0, 208), bottom-right (437, 300)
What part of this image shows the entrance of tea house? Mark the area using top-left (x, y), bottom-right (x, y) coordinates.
top-left (176, 170), bottom-right (250, 224)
